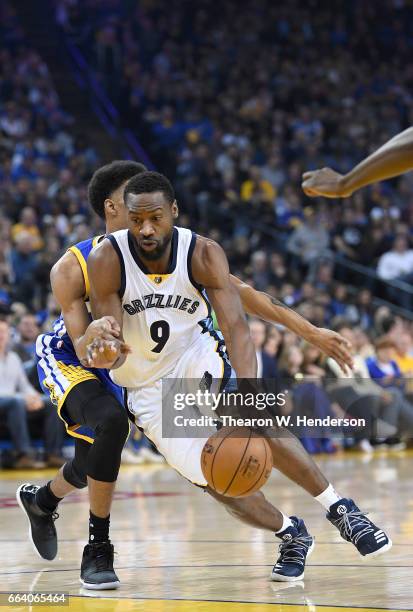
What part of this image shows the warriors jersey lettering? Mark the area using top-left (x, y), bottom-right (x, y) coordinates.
top-left (107, 226), bottom-right (229, 389)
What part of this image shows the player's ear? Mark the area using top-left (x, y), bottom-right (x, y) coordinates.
top-left (104, 198), bottom-right (116, 217)
top-left (171, 200), bottom-right (179, 219)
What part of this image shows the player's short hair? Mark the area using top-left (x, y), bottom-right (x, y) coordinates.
top-left (124, 171), bottom-right (175, 205)
top-left (88, 160), bottom-right (147, 219)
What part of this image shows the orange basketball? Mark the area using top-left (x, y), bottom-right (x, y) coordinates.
top-left (201, 426), bottom-right (272, 497)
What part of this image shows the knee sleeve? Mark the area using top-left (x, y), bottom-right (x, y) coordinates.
top-left (63, 458), bottom-right (88, 489)
top-left (95, 406), bottom-right (130, 441)
top-left (86, 394), bottom-right (130, 483)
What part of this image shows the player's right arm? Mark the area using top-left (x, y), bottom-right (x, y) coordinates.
top-left (50, 251), bottom-right (120, 365)
top-left (87, 239), bottom-right (131, 369)
top-left (302, 127), bottom-right (413, 198)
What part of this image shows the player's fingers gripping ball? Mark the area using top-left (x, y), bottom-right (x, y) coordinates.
top-left (201, 426), bottom-right (272, 497)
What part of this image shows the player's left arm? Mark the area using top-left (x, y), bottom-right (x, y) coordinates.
top-left (86, 239), bottom-right (131, 369)
top-left (192, 237), bottom-right (257, 379)
top-left (230, 274), bottom-right (353, 373)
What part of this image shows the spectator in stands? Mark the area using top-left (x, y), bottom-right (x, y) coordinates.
top-left (366, 337), bottom-right (405, 391)
top-left (94, 24), bottom-right (122, 97)
top-left (11, 207), bottom-right (44, 251)
top-left (394, 333), bottom-right (413, 401)
top-left (261, 153), bottom-right (286, 191)
top-left (354, 289), bottom-right (374, 331)
top-left (268, 253), bottom-right (287, 288)
top-left (278, 344), bottom-right (337, 454)
top-left (302, 344), bottom-right (327, 380)
top-left (275, 186), bottom-right (304, 230)
top-left (0, 318), bottom-right (44, 468)
top-left (352, 326), bottom-right (375, 359)
top-left (250, 251), bottom-right (270, 291)
top-left (10, 233), bottom-right (39, 307)
top-left (241, 167), bottom-right (276, 206)
top-left (394, 334), bottom-right (413, 376)
top-left (332, 208), bottom-right (364, 262)
top-left (377, 235), bottom-right (413, 283)
top-left (12, 313), bottom-right (39, 363)
top-left (330, 284), bottom-right (359, 323)
top-left (326, 324), bottom-right (395, 450)
top-left (263, 327), bottom-right (282, 360)
top-left (329, 324), bottom-right (413, 447)
top-left (0, 101), bottom-right (29, 138)
top-left (0, 318), bottom-right (65, 468)
top-left (249, 319), bottom-right (278, 380)
top-left (287, 207), bottom-right (330, 268)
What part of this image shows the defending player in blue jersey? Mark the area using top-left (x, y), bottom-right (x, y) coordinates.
top-left (36, 234), bottom-right (124, 443)
top-left (17, 161), bottom-right (146, 590)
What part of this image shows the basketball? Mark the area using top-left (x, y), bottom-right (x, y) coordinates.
top-left (201, 426), bottom-right (272, 497)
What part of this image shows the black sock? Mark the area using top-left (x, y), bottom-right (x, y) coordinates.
top-left (89, 511), bottom-right (110, 544)
top-left (35, 481), bottom-right (62, 514)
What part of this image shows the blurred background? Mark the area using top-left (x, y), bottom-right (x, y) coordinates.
top-left (2, 0), bottom-right (413, 467)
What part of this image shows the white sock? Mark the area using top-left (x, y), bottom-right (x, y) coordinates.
top-left (275, 513), bottom-right (294, 534)
top-left (315, 483), bottom-right (342, 511)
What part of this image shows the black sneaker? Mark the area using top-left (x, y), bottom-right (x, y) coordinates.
top-left (271, 516), bottom-right (315, 582)
top-left (16, 483), bottom-right (59, 561)
top-left (327, 498), bottom-right (392, 558)
top-left (80, 542), bottom-right (120, 590)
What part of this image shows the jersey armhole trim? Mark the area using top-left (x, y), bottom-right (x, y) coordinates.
top-left (68, 246), bottom-right (89, 299)
top-left (107, 235), bottom-right (126, 298)
top-left (187, 232), bottom-right (212, 318)
top-left (187, 232), bottom-right (203, 292)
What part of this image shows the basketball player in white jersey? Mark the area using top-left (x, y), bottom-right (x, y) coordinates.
top-left (86, 171), bottom-right (391, 581)
top-left (16, 160), bottom-right (355, 588)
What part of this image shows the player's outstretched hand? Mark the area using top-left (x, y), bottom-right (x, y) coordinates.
top-left (86, 337), bottom-right (132, 369)
top-left (310, 328), bottom-right (354, 374)
top-left (302, 168), bottom-right (352, 198)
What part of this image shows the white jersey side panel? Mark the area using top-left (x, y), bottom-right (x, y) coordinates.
top-left (108, 227), bottom-right (222, 388)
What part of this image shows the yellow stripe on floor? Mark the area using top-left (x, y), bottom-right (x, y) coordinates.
top-left (60, 598), bottom-right (412, 612)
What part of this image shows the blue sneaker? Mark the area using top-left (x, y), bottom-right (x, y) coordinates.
top-left (271, 516), bottom-right (315, 582)
top-left (327, 498), bottom-right (392, 558)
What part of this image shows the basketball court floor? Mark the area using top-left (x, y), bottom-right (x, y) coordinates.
top-left (1, 450), bottom-right (411, 612)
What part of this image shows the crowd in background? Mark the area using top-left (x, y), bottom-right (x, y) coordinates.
top-left (2, 0), bottom-right (413, 465)
top-left (56, 0), bottom-right (413, 308)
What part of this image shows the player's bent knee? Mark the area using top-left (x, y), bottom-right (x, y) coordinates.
top-left (95, 399), bottom-right (130, 443)
top-left (63, 459), bottom-right (87, 489)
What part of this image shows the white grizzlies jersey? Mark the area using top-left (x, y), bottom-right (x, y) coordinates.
top-left (107, 227), bottom-right (230, 389)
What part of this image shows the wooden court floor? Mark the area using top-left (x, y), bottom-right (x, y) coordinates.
top-left (0, 450), bottom-right (412, 612)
